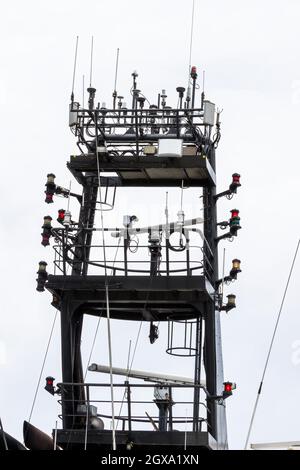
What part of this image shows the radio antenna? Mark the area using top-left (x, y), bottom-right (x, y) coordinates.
top-left (201, 70), bottom-right (206, 109)
top-left (71, 36), bottom-right (79, 102)
top-left (188, 0), bottom-right (195, 79)
top-left (82, 75), bottom-right (85, 108)
top-left (89, 36), bottom-right (94, 87)
top-left (113, 48), bottom-right (120, 109)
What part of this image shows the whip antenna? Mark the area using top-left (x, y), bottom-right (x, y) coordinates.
top-left (188, 0), bottom-right (195, 78)
top-left (71, 36), bottom-right (79, 102)
top-left (82, 75), bottom-right (85, 108)
top-left (112, 48), bottom-right (120, 109)
top-left (89, 36), bottom-right (94, 87)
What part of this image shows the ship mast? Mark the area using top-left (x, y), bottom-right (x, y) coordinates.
top-left (36, 63), bottom-right (242, 451)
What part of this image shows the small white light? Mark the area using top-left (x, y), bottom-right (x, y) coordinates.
top-left (63, 210), bottom-right (71, 227)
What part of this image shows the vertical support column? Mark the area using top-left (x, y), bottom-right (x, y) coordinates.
top-left (203, 148), bottom-right (228, 447)
top-left (60, 293), bottom-right (75, 430)
top-left (60, 177), bottom-right (98, 430)
top-left (193, 315), bottom-right (202, 431)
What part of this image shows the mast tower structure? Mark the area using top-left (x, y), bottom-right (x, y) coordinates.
top-left (37, 65), bottom-right (242, 451)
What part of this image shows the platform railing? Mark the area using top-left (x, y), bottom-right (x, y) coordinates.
top-left (51, 225), bottom-right (214, 284)
top-left (57, 382), bottom-right (210, 434)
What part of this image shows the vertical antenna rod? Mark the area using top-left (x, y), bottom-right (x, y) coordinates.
top-left (89, 36), bottom-right (94, 87)
top-left (187, 0), bottom-right (195, 82)
top-left (71, 36), bottom-right (79, 102)
top-left (112, 48), bottom-right (120, 110)
top-left (201, 70), bottom-right (205, 109)
top-left (82, 75), bottom-right (85, 108)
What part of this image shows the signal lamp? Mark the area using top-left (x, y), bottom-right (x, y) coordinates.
top-left (43, 215), bottom-right (52, 227)
top-left (63, 210), bottom-right (71, 227)
top-left (230, 173), bottom-right (241, 193)
top-left (45, 173), bottom-right (56, 204)
top-left (191, 66), bottom-right (197, 79)
top-left (230, 209), bottom-right (239, 218)
top-left (36, 261), bottom-right (48, 292)
top-left (46, 173), bottom-right (55, 185)
top-left (226, 294), bottom-right (236, 309)
top-left (230, 259), bottom-right (241, 279)
top-left (41, 216), bottom-right (52, 246)
top-left (229, 215), bottom-right (241, 236)
top-left (223, 381), bottom-right (236, 398)
top-left (45, 376), bottom-right (55, 395)
top-left (57, 209), bottom-right (65, 224)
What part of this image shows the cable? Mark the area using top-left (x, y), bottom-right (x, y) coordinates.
top-left (244, 238), bottom-right (300, 450)
top-left (94, 112), bottom-right (116, 451)
top-left (84, 238), bottom-right (121, 381)
top-left (27, 310), bottom-right (58, 425)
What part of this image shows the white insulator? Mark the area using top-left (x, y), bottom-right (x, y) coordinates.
top-left (63, 210), bottom-right (71, 227)
top-left (177, 210), bottom-right (185, 226)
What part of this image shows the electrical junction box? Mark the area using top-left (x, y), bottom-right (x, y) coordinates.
top-left (203, 100), bottom-right (215, 126)
top-left (143, 145), bottom-right (157, 155)
top-left (158, 139), bottom-right (183, 158)
top-left (69, 102), bottom-right (79, 127)
top-left (154, 386), bottom-right (170, 401)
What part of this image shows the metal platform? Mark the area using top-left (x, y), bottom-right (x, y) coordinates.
top-left (55, 429), bottom-right (216, 450)
top-left (68, 153), bottom-right (216, 187)
top-left (46, 275), bottom-right (215, 321)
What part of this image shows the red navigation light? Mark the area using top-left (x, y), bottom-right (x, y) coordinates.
top-left (230, 209), bottom-right (239, 219)
top-left (45, 376), bottom-right (55, 395)
top-left (229, 173), bottom-right (241, 194)
top-left (57, 209), bottom-right (65, 223)
top-left (191, 66), bottom-right (198, 79)
top-left (223, 381), bottom-right (236, 399)
top-left (232, 173), bottom-right (240, 184)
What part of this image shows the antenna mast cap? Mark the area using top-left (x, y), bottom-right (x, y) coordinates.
top-left (132, 70), bottom-right (138, 78)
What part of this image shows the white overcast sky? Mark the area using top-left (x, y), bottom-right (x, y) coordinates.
top-left (1, 0), bottom-right (300, 450)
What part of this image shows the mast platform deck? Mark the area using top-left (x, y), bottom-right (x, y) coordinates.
top-left (68, 153), bottom-right (216, 187)
top-left (46, 275), bottom-right (214, 321)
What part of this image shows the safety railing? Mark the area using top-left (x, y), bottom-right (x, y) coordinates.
top-left (57, 381), bottom-right (210, 434)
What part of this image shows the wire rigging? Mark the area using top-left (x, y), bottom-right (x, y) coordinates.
top-left (94, 113), bottom-right (116, 451)
top-left (244, 238), bottom-right (300, 449)
top-left (84, 238), bottom-right (121, 381)
top-left (27, 310), bottom-right (58, 426)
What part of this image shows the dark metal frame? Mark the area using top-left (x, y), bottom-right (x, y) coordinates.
top-left (45, 97), bottom-right (228, 449)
